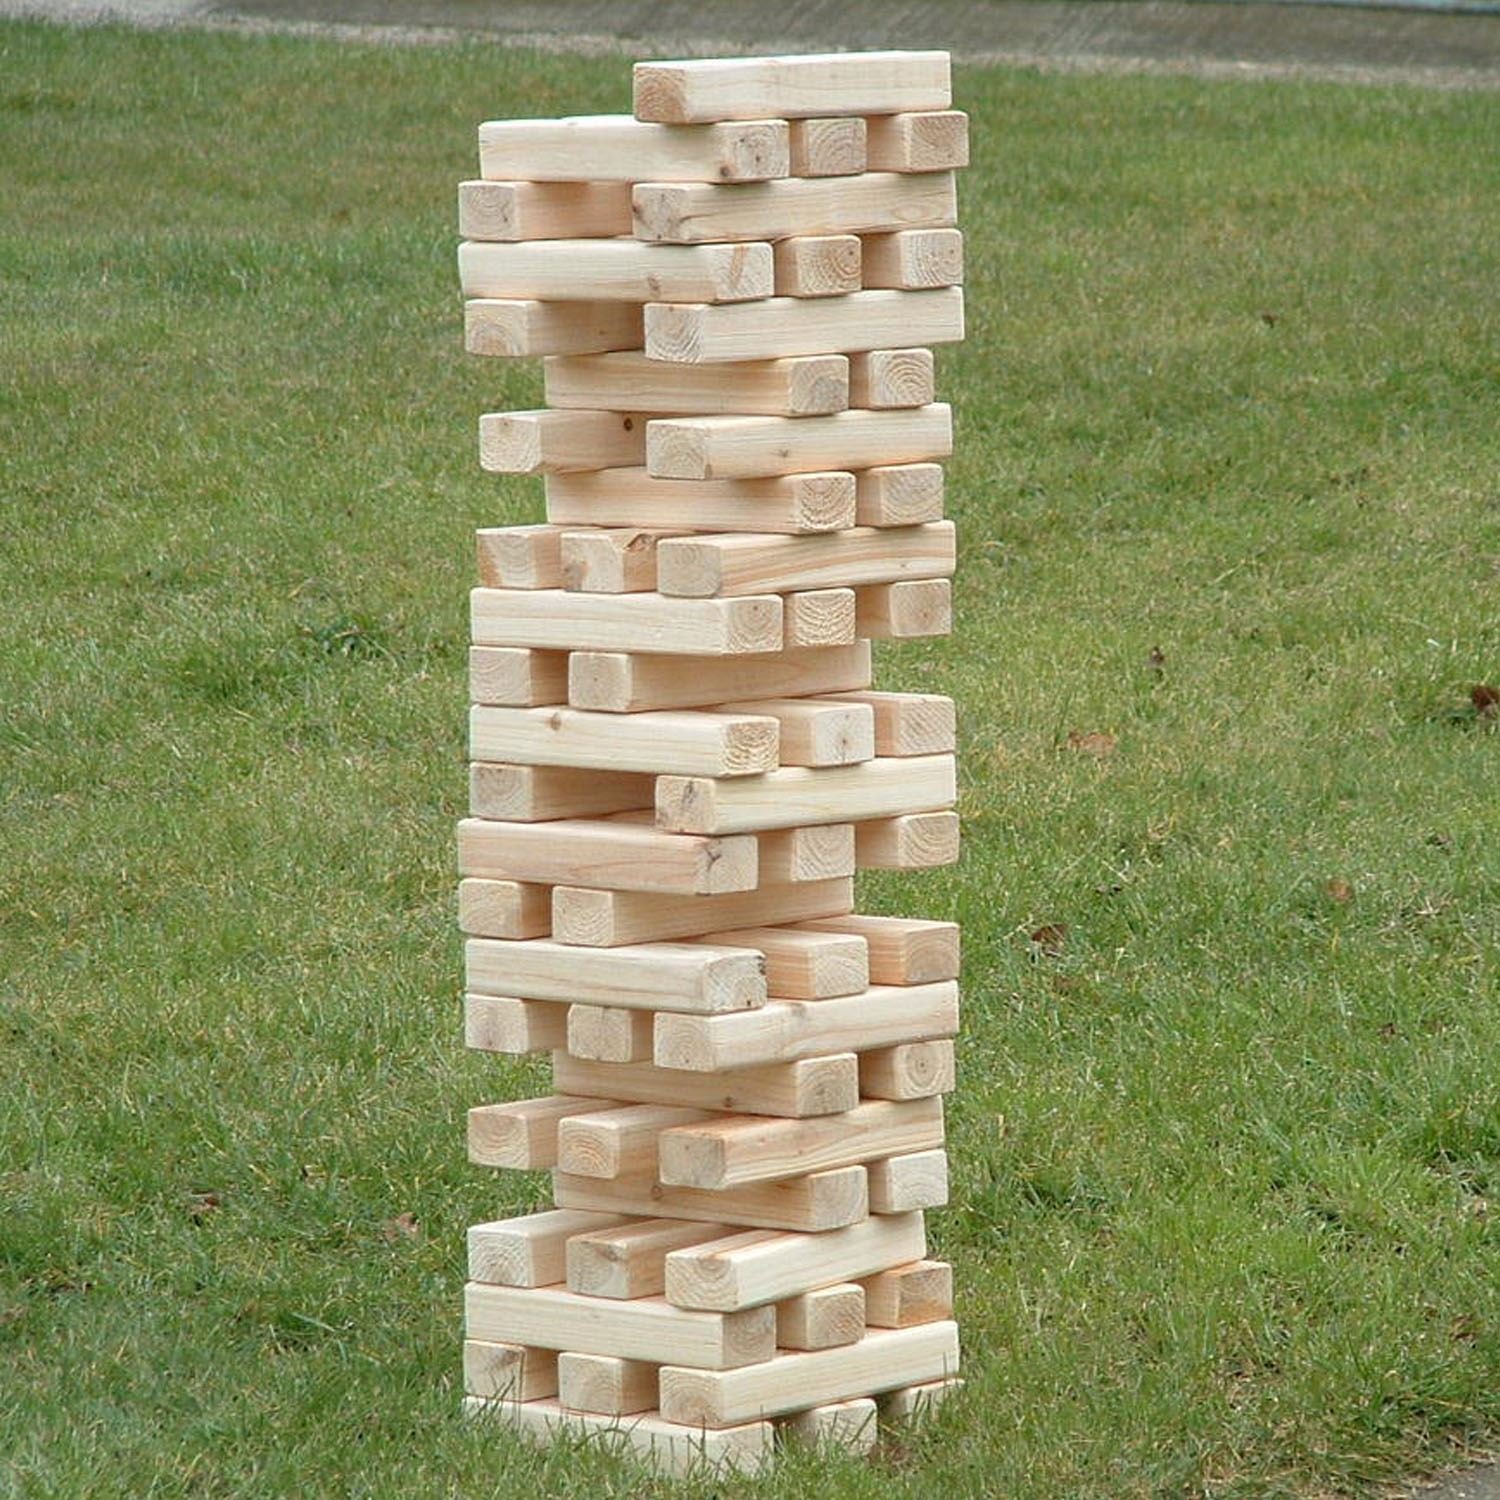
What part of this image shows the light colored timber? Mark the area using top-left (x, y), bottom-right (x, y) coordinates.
top-left (756, 823), bottom-right (856, 884)
top-left (553, 1052), bottom-right (859, 1120)
top-left (692, 926), bottom-right (868, 999)
top-left (856, 578), bottom-right (952, 638)
top-left (653, 981), bottom-right (959, 1073)
top-left (459, 239), bottom-right (772, 304)
top-left (559, 1104), bottom-right (715, 1180)
top-left (645, 287), bottom-right (964, 363)
top-left (464, 994), bottom-right (569, 1054)
top-left (463, 1341), bottom-right (559, 1401)
top-left (467, 1095), bottom-right (612, 1170)
top-left (632, 52), bottom-right (951, 125)
top-left (861, 227), bottom-right (964, 289)
top-left (712, 698), bottom-right (873, 767)
top-left (781, 1397), bottom-right (878, 1452)
top-left (467, 1208), bottom-right (631, 1288)
top-left (657, 1320), bottom-right (960, 1426)
top-left (458, 818), bottom-right (758, 896)
top-left (788, 116), bottom-right (867, 176)
top-left (865, 110), bottom-right (970, 172)
top-left (567, 1218), bottom-right (730, 1300)
top-left (867, 1149), bottom-right (949, 1214)
top-left (479, 409), bottom-right (645, 476)
top-left (656, 754), bottom-right (956, 835)
top-left (466, 936), bottom-right (766, 1014)
top-left (465, 1283), bottom-right (775, 1370)
top-left (550, 876), bottom-right (853, 947)
top-left (860, 1040), bottom-right (957, 1100)
top-left (783, 588), bottom-right (856, 648)
top-left (560, 528), bottom-right (682, 594)
top-left (458, 878), bottom-right (551, 939)
top-left (476, 525), bottom-right (565, 589)
top-left (847, 348), bottom-right (936, 409)
top-left (472, 588), bottom-right (783, 657)
top-left (795, 915), bottom-right (961, 984)
top-left (477, 114), bottom-right (789, 183)
top-left (469, 762), bottom-right (652, 822)
top-left (856, 811), bottom-right (961, 869)
top-left (557, 1353), bottom-right (658, 1416)
top-left (469, 646), bottom-right (568, 708)
top-left (855, 462), bottom-right (945, 526)
top-left (776, 1285), bottom-right (867, 1351)
top-left (545, 352), bottom-right (848, 418)
top-left (457, 179), bottom-right (633, 241)
top-left (567, 1004), bottom-right (654, 1063)
top-left (772, 234), bottom-right (862, 297)
top-left (822, 690), bottom-right (955, 756)
top-left (554, 1164), bottom-right (868, 1233)
top-left (861, 1260), bottom-right (953, 1327)
top-left (548, 467), bottom-right (856, 537)
top-left (569, 641), bottom-right (870, 713)
top-left (665, 1212), bottom-right (926, 1311)
top-left (879, 1377), bottom-right (964, 1421)
top-left (465, 299), bottom-right (643, 358)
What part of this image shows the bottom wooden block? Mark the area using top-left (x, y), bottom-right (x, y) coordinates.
top-left (780, 1397), bottom-right (878, 1454)
top-left (879, 1376), bottom-right (964, 1422)
top-left (463, 1340), bottom-right (559, 1401)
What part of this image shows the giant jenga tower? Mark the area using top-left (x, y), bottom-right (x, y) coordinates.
top-left (455, 51), bottom-right (966, 1476)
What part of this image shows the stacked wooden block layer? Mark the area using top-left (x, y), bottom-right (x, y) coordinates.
top-left (456, 50), bottom-right (965, 1476)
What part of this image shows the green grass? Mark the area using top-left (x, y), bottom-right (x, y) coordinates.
top-left (2, 19), bottom-right (1498, 1498)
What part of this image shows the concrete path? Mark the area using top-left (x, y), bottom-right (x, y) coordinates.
top-left (1414, 1462), bottom-right (1500, 1500)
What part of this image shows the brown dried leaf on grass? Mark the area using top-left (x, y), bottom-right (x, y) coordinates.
top-left (383, 1212), bottom-right (420, 1244)
top-left (1029, 923), bottom-right (1068, 957)
top-left (1066, 730), bottom-right (1117, 758)
top-left (1472, 684), bottom-right (1499, 719)
top-left (1325, 878), bottom-right (1354, 905)
top-left (188, 1191), bottom-right (221, 1220)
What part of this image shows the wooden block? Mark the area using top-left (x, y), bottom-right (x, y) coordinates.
top-left (859, 1040), bottom-right (957, 1100)
top-left (856, 811), bottom-right (961, 869)
top-left (795, 915), bottom-right (960, 984)
top-left (848, 348), bottom-right (936, 409)
top-left (469, 762), bottom-right (652, 822)
top-left (458, 818), bottom-right (758, 896)
top-left (465, 299), bottom-right (643, 358)
top-left (472, 588), bottom-right (783, 657)
top-left (478, 114), bottom-right (789, 183)
top-left (666, 1213), bottom-right (926, 1311)
top-left (861, 228), bottom-right (964, 289)
top-left (855, 462), bottom-right (945, 526)
top-left (657, 1320), bottom-right (960, 1426)
top-left (458, 878), bottom-right (551, 939)
top-left (856, 578), bottom-right (952, 638)
top-left (867, 1149), bottom-right (949, 1214)
top-left (567, 1003), bottom-right (654, 1063)
top-left (821, 690), bottom-right (954, 756)
top-left (465, 1283), bottom-right (775, 1370)
top-left (458, 179), bottom-right (633, 241)
top-left (560, 528), bottom-right (680, 594)
top-left (553, 1052), bottom-right (859, 1120)
top-left (781, 1397), bottom-right (878, 1452)
top-left (554, 1164), bottom-right (868, 1234)
top-left (861, 1260), bottom-right (953, 1328)
top-left (475, 525), bottom-right (565, 589)
top-left (469, 646), bottom-right (568, 708)
top-left (557, 1352), bottom-right (658, 1416)
top-left (693, 925), bottom-right (868, 999)
top-left (467, 1208), bottom-right (632, 1288)
top-left (654, 981), bottom-right (959, 1073)
top-left (714, 698), bottom-right (873, 768)
top-left (466, 936), bottom-right (766, 1014)
top-left (878, 1377), bottom-right (963, 1421)
top-left (633, 52), bottom-right (951, 124)
top-left (772, 234), bottom-right (862, 297)
top-left (756, 824), bottom-right (856, 884)
top-left (559, 1104), bottom-right (715, 1180)
top-left (550, 876), bottom-right (853, 947)
top-left (546, 353), bottom-right (848, 418)
top-left (468, 1095), bottom-right (610, 1170)
top-left (789, 116), bottom-right (868, 176)
top-left (463, 1340), bottom-right (560, 1401)
top-left (464, 993), bottom-right (569, 1054)
top-left (479, 409), bottom-right (646, 476)
top-left (784, 588), bottom-right (857, 649)
top-left (648, 408), bottom-right (952, 482)
top-left (549, 468), bottom-right (856, 537)
top-left (657, 754), bottom-right (956, 835)
top-left (865, 110), bottom-right (969, 172)
top-left (567, 1218), bottom-right (730, 1301)
top-left (569, 641), bottom-right (870, 713)
top-left (776, 1285), bottom-right (867, 1351)
top-left (459, 240), bottom-right (773, 304)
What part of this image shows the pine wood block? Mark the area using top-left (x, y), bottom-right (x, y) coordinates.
top-left (479, 409), bottom-right (646, 476)
top-left (657, 754), bottom-right (956, 835)
top-left (464, 994), bottom-right (569, 1054)
top-left (856, 578), bottom-right (952, 638)
top-left (554, 1163), bottom-right (868, 1233)
top-left (654, 980), bottom-right (959, 1073)
top-left (855, 462), bottom-right (945, 526)
top-left (859, 1040), bottom-right (957, 1101)
top-left (822, 690), bottom-right (955, 756)
top-left (633, 52), bottom-right (951, 124)
top-left (465, 299), bottom-right (643, 358)
top-left (648, 407), bottom-right (952, 482)
top-left (457, 179), bottom-right (633, 241)
top-left (467, 1208), bottom-right (632, 1288)
top-left (657, 1320), bottom-right (960, 1426)
top-left (775, 1285), bottom-right (867, 1351)
top-left (557, 1352), bottom-right (658, 1415)
top-left (559, 1104), bottom-right (716, 1180)
top-left (475, 525), bottom-right (565, 589)
top-left (470, 762), bottom-right (653, 822)
top-left (865, 110), bottom-right (970, 172)
top-left (713, 698), bottom-right (873, 767)
top-left (550, 876), bottom-right (854, 947)
top-left (569, 641), bottom-right (870, 713)
top-left (665, 1212), bottom-right (926, 1311)
top-left (560, 528), bottom-right (682, 594)
top-left (788, 116), bottom-right (868, 176)
top-left (795, 915), bottom-right (961, 984)
top-left (469, 646), bottom-right (569, 708)
top-left (692, 926), bottom-right (868, 1000)
top-left (772, 234), bottom-right (862, 297)
top-left (878, 1377), bottom-right (963, 1421)
top-left (755, 823), bottom-right (856, 884)
top-left (861, 228), bottom-right (964, 289)
top-left (458, 878), bottom-right (552, 939)
top-left (861, 1260), bottom-right (953, 1327)
top-left (472, 587), bottom-right (784, 657)
top-left (856, 810), bottom-right (961, 869)
top-left (468, 1095), bottom-right (611, 1170)
top-left (552, 1052), bottom-right (859, 1120)
top-left (567, 1003), bottom-right (655, 1063)
top-left (781, 1397), bottom-right (878, 1452)
top-left (548, 467), bottom-right (857, 537)
top-left (848, 348), bottom-right (936, 409)
top-left (645, 287), bottom-right (964, 362)
top-left (783, 588), bottom-right (857, 648)
top-left (463, 1340), bottom-right (560, 1401)
top-left (478, 114), bottom-right (790, 182)
top-left (465, 936), bottom-right (766, 1014)
top-left (867, 1149), bottom-right (949, 1214)
top-left (459, 239), bottom-right (773, 304)
top-left (567, 1218), bottom-right (730, 1300)
top-left (546, 352), bottom-right (848, 418)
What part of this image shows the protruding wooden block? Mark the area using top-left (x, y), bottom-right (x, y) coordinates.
top-left (821, 690), bottom-right (955, 756)
top-left (546, 352), bottom-right (849, 418)
top-left (788, 116), bottom-right (868, 176)
top-left (460, 239), bottom-right (773, 304)
top-left (878, 1377), bottom-right (963, 1421)
top-left (861, 1260), bottom-right (953, 1327)
top-left (795, 915), bottom-right (961, 984)
top-left (866, 1149), bottom-right (949, 1214)
top-left (458, 179), bottom-right (633, 241)
top-left (855, 462), bottom-right (945, 526)
top-left (475, 526), bottom-right (566, 590)
top-left (756, 823), bottom-right (856, 884)
top-left (560, 528), bottom-right (681, 594)
top-left (864, 111), bottom-right (969, 172)
top-left (458, 877), bottom-right (552, 939)
top-left (861, 228), bottom-right (964, 289)
top-left (557, 1353), bottom-right (658, 1415)
top-left (559, 1104), bottom-right (715, 1180)
top-left (856, 578), bottom-right (952, 638)
top-left (847, 348), bottom-right (936, 409)
top-left (772, 234), bottom-right (863, 297)
top-left (467, 1095), bottom-right (610, 1170)
top-left (855, 810), bottom-right (961, 869)
top-left (467, 1208), bottom-right (631, 1288)
top-left (469, 646), bottom-right (569, 708)
top-left (567, 1003), bottom-right (654, 1063)
top-left (465, 299), bottom-right (644, 358)
top-left (479, 409), bottom-right (646, 476)
top-left (781, 1397), bottom-right (878, 1452)
top-left (464, 994), bottom-right (569, 1054)
top-left (567, 1218), bottom-right (730, 1300)
top-left (783, 588), bottom-right (857, 648)
top-left (463, 1341), bottom-right (559, 1401)
top-left (469, 763), bottom-right (653, 822)
top-left (859, 1040), bottom-right (957, 1100)
top-left (694, 925), bottom-right (868, 999)
top-left (714, 698), bottom-right (874, 768)
top-left (775, 1285), bottom-right (867, 1351)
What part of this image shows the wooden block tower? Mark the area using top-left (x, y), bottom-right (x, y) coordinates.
top-left (456, 51), bottom-right (966, 1476)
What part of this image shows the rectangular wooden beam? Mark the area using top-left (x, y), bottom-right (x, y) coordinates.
top-left (858, 1040), bottom-right (957, 1101)
top-left (847, 348), bottom-right (936, 409)
top-left (559, 1103), bottom-right (715, 1180)
top-left (470, 762), bottom-right (653, 822)
top-left (855, 810), bottom-right (961, 869)
top-left (755, 823), bottom-right (856, 884)
top-left (559, 527), bottom-right (681, 594)
top-left (856, 578), bottom-right (952, 638)
top-left (468, 1208), bottom-right (633, 1287)
top-left (469, 646), bottom-right (569, 708)
top-left (458, 877), bottom-right (552, 939)
top-left (459, 239), bottom-right (773, 304)
top-left (864, 111), bottom-right (970, 172)
top-left (566, 1003), bottom-right (654, 1063)
top-left (458, 179), bottom-right (633, 241)
top-left (788, 117), bottom-right (868, 176)
top-left (545, 353), bottom-right (849, 418)
top-left (776, 1285), bottom-right (867, 1351)
top-left (567, 1218), bottom-right (730, 1300)
top-left (867, 1149), bottom-right (949, 1213)
top-left (781, 1396), bottom-right (878, 1451)
top-left (713, 698), bottom-right (873, 767)
top-left (820, 690), bottom-right (955, 756)
top-left (476, 525), bottom-right (565, 589)
top-left (855, 462), bottom-right (945, 526)
top-left (479, 409), bottom-right (646, 476)
top-left (465, 298), bottom-right (643, 358)
top-left (692, 926), bottom-right (868, 1000)
top-left (463, 1340), bottom-right (559, 1401)
top-left (794, 915), bottom-right (961, 984)
top-left (468, 1095), bottom-right (612, 1170)
top-left (861, 1260), bottom-right (954, 1327)
top-left (861, 228), bottom-right (963, 289)
top-left (556, 1352), bottom-right (657, 1416)
top-left (773, 234), bottom-right (862, 297)
top-left (464, 993), bottom-right (569, 1054)
top-left (784, 588), bottom-right (856, 648)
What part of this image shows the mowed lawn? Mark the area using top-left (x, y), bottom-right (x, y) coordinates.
top-left (2, 20), bottom-right (1497, 1498)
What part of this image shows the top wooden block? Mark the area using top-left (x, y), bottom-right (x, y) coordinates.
top-left (634, 52), bottom-right (951, 123)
